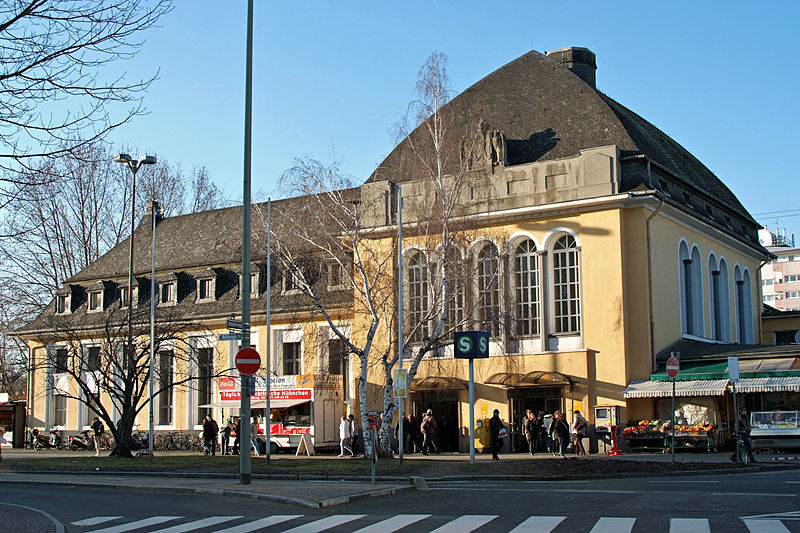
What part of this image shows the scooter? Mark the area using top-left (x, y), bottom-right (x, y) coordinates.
top-left (68, 429), bottom-right (95, 451)
top-left (31, 429), bottom-right (64, 451)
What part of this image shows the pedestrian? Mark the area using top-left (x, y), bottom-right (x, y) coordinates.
top-left (489, 409), bottom-right (505, 460)
top-left (535, 411), bottom-right (545, 452)
top-left (202, 414), bottom-right (219, 456)
top-left (338, 415), bottom-right (353, 457)
top-left (552, 411), bottom-right (571, 458)
top-left (349, 414), bottom-right (361, 457)
top-left (232, 417), bottom-right (241, 455)
top-left (420, 409), bottom-right (440, 455)
top-left (250, 416), bottom-right (260, 456)
top-left (542, 411), bottom-right (554, 454)
top-left (572, 410), bottom-right (588, 455)
top-left (524, 409), bottom-right (536, 455)
top-left (395, 413), bottom-right (411, 454)
top-left (90, 416), bottom-right (104, 456)
top-left (408, 413), bottom-right (423, 453)
top-left (731, 408), bottom-right (755, 463)
top-left (220, 417), bottom-right (233, 455)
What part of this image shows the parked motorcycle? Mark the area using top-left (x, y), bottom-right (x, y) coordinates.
top-left (68, 429), bottom-right (96, 451)
top-left (31, 429), bottom-right (64, 451)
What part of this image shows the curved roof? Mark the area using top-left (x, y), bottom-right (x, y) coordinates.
top-left (370, 49), bottom-right (751, 221)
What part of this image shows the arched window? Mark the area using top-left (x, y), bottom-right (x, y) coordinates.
top-left (446, 247), bottom-right (465, 334)
top-left (679, 242), bottom-right (704, 336)
top-left (514, 239), bottom-right (540, 336)
top-left (477, 242), bottom-right (500, 336)
top-left (735, 266), bottom-right (753, 344)
top-left (709, 255), bottom-right (731, 342)
top-left (408, 251), bottom-right (429, 342)
top-left (552, 235), bottom-right (581, 334)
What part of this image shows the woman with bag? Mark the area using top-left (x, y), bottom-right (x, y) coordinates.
top-left (572, 410), bottom-right (588, 455)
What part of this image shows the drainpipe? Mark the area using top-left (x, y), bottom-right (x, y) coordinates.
top-left (645, 159), bottom-right (665, 371)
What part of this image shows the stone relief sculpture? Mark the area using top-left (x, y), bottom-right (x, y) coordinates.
top-left (491, 129), bottom-right (507, 167)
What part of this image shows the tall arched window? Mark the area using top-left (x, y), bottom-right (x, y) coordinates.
top-left (408, 251), bottom-right (429, 342)
top-left (477, 242), bottom-right (500, 336)
top-left (679, 242), bottom-right (704, 336)
top-left (514, 239), bottom-right (540, 336)
top-left (709, 255), bottom-right (731, 342)
top-left (735, 266), bottom-right (753, 344)
top-left (552, 235), bottom-right (581, 334)
top-left (446, 247), bottom-right (465, 334)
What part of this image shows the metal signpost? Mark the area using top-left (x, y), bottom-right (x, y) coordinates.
top-left (454, 331), bottom-right (489, 464)
top-left (666, 353), bottom-right (680, 463)
top-left (728, 356), bottom-right (740, 462)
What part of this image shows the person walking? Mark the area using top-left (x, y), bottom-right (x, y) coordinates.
top-left (202, 414), bottom-right (219, 456)
top-left (541, 411), bottom-right (554, 454)
top-left (348, 414), bottom-right (361, 457)
top-left (250, 417), bottom-right (260, 456)
top-left (524, 409), bottom-right (536, 455)
top-left (338, 415), bottom-right (353, 457)
top-left (552, 411), bottom-right (571, 457)
top-left (232, 417), bottom-right (241, 455)
top-left (90, 416), bottom-right (104, 456)
top-left (220, 418), bottom-right (233, 455)
top-left (572, 410), bottom-right (588, 455)
top-left (488, 409), bottom-right (505, 460)
top-left (731, 408), bottom-right (755, 463)
top-left (408, 413), bottom-right (423, 453)
top-left (421, 409), bottom-right (440, 455)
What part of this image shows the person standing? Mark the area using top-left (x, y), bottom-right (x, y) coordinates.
top-left (220, 418), bottom-right (233, 455)
top-left (90, 416), bottom-right (104, 457)
top-left (541, 411), bottom-right (554, 454)
top-left (421, 409), bottom-right (439, 455)
top-left (524, 409), bottom-right (536, 455)
top-left (572, 410), bottom-right (588, 455)
top-left (250, 416), bottom-right (260, 456)
top-left (489, 409), bottom-right (505, 460)
top-left (732, 408), bottom-right (755, 463)
top-left (348, 414), bottom-right (361, 457)
top-left (202, 414), bottom-right (219, 456)
top-left (552, 411), bottom-right (571, 457)
top-left (232, 417), bottom-right (241, 455)
top-left (408, 413), bottom-right (422, 453)
top-left (338, 415), bottom-right (352, 457)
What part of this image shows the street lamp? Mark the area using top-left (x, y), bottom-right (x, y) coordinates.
top-left (115, 153), bottom-right (156, 456)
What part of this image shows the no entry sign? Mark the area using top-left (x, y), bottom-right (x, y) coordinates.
top-left (235, 347), bottom-right (261, 375)
top-left (666, 356), bottom-right (680, 379)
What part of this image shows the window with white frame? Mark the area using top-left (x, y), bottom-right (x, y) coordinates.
top-left (119, 286), bottom-right (129, 307)
top-left (514, 239), bottom-right (540, 336)
top-left (552, 235), bottom-right (581, 334)
top-left (54, 394), bottom-right (68, 427)
top-left (198, 278), bottom-right (213, 300)
top-left (55, 348), bottom-right (68, 373)
top-left (788, 291), bottom-right (800, 299)
top-left (408, 251), bottom-right (429, 342)
top-left (56, 294), bottom-right (68, 314)
top-left (283, 342), bottom-right (301, 375)
top-left (159, 282), bottom-right (176, 305)
top-left (476, 242), bottom-right (500, 336)
top-left (86, 346), bottom-right (101, 372)
top-left (157, 349), bottom-right (174, 425)
top-left (88, 290), bottom-right (102, 312)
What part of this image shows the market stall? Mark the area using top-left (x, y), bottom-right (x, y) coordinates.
top-left (622, 420), bottom-right (716, 452)
top-left (750, 410), bottom-right (800, 451)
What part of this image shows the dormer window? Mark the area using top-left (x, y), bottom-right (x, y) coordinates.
top-left (56, 294), bottom-right (68, 314)
top-left (195, 268), bottom-right (219, 302)
top-left (237, 264), bottom-right (261, 299)
top-left (705, 204), bottom-right (714, 220)
top-left (199, 279), bottom-right (212, 300)
top-left (682, 192), bottom-right (693, 207)
top-left (119, 286), bottom-right (129, 307)
top-left (284, 270), bottom-right (300, 292)
top-left (88, 291), bottom-right (102, 312)
top-left (159, 282), bottom-right (176, 305)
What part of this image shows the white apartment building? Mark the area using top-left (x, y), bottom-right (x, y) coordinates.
top-left (759, 228), bottom-right (800, 311)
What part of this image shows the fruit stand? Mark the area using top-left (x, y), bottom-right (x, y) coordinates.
top-left (622, 420), bottom-right (716, 452)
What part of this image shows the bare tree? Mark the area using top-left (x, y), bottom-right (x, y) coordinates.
top-left (0, 295), bottom-right (28, 398)
top-left (31, 302), bottom-right (222, 457)
top-left (0, 0), bottom-right (173, 207)
top-left (188, 166), bottom-right (227, 214)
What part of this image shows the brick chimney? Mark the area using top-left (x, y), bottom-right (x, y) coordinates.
top-left (546, 47), bottom-right (597, 88)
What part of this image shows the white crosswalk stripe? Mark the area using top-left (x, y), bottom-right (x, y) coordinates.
top-left (427, 514), bottom-right (498, 533)
top-left (589, 517), bottom-right (636, 533)
top-left (212, 515), bottom-right (302, 533)
top-left (508, 515), bottom-right (566, 533)
top-left (149, 516), bottom-right (242, 533)
top-left (86, 516), bottom-right (182, 533)
top-left (670, 518), bottom-right (710, 533)
top-left (743, 519), bottom-right (792, 533)
top-left (72, 517), bottom-right (123, 527)
top-left (279, 514), bottom-right (365, 533)
top-left (350, 514), bottom-right (431, 533)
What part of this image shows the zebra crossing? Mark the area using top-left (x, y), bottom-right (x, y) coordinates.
top-left (70, 514), bottom-right (799, 533)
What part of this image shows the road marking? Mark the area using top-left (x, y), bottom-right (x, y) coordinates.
top-left (149, 516), bottom-right (242, 533)
top-left (428, 515), bottom-right (498, 533)
top-left (280, 514), bottom-right (365, 533)
top-left (650, 480), bottom-right (719, 484)
top-left (508, 515), bottom-right (566, 532)
top-left (351, 514), bottom-right (430, 533)
top-left (87, 516), bottom-right (181, 533)
top-left (72, 517), bottom-right (122, 526)
top-left (670, 518), bottom-right (710, 533)
top-left (709, 492), bottom-right (797, 497)
top-left (212, 515), bottom-right (302, 533)
top-left (743, 519), bottom-right (791, 532)
top-left (785, 481), bottom-right (800, 483)
top-left (433, 487), bottom-right (636, 494)
top-left (589, 517), bottom-right (636, 533)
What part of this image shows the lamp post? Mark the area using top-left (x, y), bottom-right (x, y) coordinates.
top-left (114, 153), bottom-right (156, 455)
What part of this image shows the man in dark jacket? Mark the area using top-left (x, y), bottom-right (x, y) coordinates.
top-left (202, 415), bottom-right (219, 456)
top-left (524, 409), bottom-right (536, 455)
top-left (551, 411), bottom-right (571, 458)
top-left (489, 409), bottom-right (504, 460)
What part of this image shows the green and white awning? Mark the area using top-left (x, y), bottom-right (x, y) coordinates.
top-left (623, 379), bottom-right (729, 399)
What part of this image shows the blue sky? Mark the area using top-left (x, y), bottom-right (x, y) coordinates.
top-left (108, 1), bottom-right (800, 242)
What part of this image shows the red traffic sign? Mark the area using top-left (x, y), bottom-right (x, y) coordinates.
top-left (235, 347), bottom-right (261, 375)
top-left (666, 356), bottom-right (680, 379)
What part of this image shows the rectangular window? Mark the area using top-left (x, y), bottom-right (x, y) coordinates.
top-left (87, 346), bottom-right (101, 371)
top-left (160, 283), bottom-right (174, 304)
top-left (763, 279), bottom-right (774, 286)
top-left (56, 295), bottom-right (67, 314)
top-left (119, 287), bottom-right (129, 307)
top-left (54, 395), bottom-right (68, 426)
top-left (251, 272), bottom-right (259, 296)
top-left (198, 279), bottom-right (212, 300)
top-left (282, 342), bottom-right (301, 375)
top-left (196, 347), bottom-right (213, 422)
top-left (55, 348), bottom-right (68, 373)
top-left (88, 291), bottom-right (102, 311)
top-left (157, 350), bottom-right (174, 425)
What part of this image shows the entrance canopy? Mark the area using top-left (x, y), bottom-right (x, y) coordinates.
top-left (411, 376), bottom-right (467, 390)
top-left (623, 379), bottom-right (729, 398)
top-left (521, 371), bottom-right (572, 385)
top-left (199, 399), bottom-right (310, 410)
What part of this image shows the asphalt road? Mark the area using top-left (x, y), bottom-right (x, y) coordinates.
top-left (2, 470), bottom-right (800, 532)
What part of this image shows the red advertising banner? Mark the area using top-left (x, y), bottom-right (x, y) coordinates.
top-left (270, 424), bottom-right (311, 435)
top-left (221, 388), bottom-right (312, 402)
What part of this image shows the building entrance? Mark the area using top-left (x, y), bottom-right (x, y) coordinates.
top-left (509, 387), bottom-right (563, 452)
top-left (412, 389), bottom-right (460, 452)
